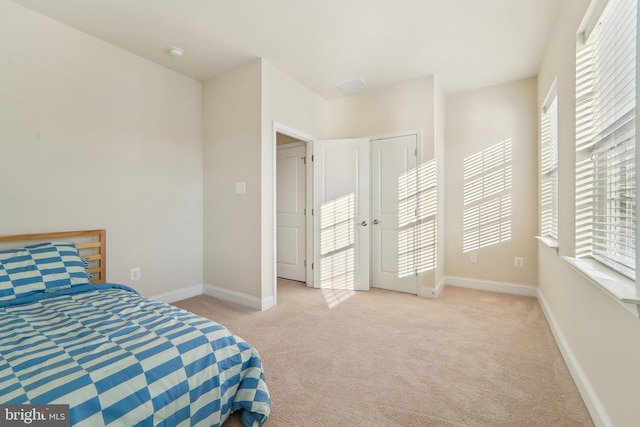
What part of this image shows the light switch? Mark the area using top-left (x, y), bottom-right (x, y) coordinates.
top-left (235, 182), bottom-right (246, 194)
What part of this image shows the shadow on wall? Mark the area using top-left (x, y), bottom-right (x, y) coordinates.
top-left (462, 138), bottom-right (513, 253)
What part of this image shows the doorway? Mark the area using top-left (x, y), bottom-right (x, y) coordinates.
top-left (274, 126), bottom-right (315, 293)
top-left (276, 134), bottom-right (307, 282)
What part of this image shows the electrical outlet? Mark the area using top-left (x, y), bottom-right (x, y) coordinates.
top-left (514, 257), bottom-right (524, 268)
top-left (470, 252), bottom-right (478, 263)
top-left (130, 267), bottom-right (141, 280)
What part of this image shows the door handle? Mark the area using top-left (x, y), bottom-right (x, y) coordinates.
top-left (361, 220), bottom-right (368, 226)
top-left (373, 219), bottom-right (379, 225)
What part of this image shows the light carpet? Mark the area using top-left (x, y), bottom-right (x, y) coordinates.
top-left (174, 279), bottom-right (593, 426)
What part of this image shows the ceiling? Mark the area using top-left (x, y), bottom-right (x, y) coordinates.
top-left (11, 0), bottom-right (563, 99)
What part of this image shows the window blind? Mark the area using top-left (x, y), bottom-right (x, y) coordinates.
top-left (541, 93), bottom-right (559, 239)
top-left (575, 0), bottom-right (637, 279)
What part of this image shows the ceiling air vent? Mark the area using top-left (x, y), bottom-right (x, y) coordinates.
top-left (336, 77), bottom-right (370, 95)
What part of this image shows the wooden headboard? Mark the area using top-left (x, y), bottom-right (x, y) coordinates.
top-left (0, 229), bottom-right (106, 283)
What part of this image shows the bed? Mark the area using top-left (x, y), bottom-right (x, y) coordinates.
top-left (0, 230), bottom-right (270, 426)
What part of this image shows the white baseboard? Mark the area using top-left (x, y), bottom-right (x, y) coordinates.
top-left (150, 282), bottom-right (274, 311)
top-left (536, 291), bottom-right (612, 427)
top-left (444, 276), bottom-right (538, 297)
top-left (151, 284), bottom-right (204, 304)
top-left (418, 276), bottom-right (447, 298)
top-left (435, 276), bottom-right (447, 297)
top-left (203, 284), bottom-right (274, 311)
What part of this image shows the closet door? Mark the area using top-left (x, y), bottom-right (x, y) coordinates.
top-left (371, 134), bottom-right (419, 294)
top-left (313, 138), bottom-right (370, 290)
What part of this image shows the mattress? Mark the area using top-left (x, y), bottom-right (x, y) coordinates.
top-left (0, 283), bottom-right (270, 426)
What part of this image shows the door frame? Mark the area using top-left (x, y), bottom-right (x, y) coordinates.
top-left (273, 122), bottom-right (315, 305)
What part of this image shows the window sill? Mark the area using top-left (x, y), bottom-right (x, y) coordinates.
top-left (563, 256), bottom-right (640, 318)
top-left (536, 235), bottom-right (559, 253)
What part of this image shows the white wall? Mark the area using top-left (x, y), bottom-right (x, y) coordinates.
top-left (444, 78), bottom-right (539, 288)
top-left (328, 76), bottom-right (436, 159)
top-left (537, 1), bottom-right (640, 425)
top-left (202, 61), bottom-right (262, 300)
top-left (261, 60), bottom-right (330, 302)
top-left (203, 59), bottom-right (329, 307)
top-left (0, 1), bottom-right (204, 298)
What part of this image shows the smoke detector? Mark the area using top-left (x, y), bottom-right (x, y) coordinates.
top-left (169, 47), bottom-right (184, 58)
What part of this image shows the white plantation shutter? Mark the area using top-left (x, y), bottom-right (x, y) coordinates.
top-left (575, 0), bottom-right (637, 278)
top-left (541, 92), bottom-right (559, 239)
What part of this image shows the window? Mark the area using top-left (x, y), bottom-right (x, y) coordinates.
top-left (541, 85), bottom-right (559, 241)
top-left (575, 0), bottom-right (637, 279)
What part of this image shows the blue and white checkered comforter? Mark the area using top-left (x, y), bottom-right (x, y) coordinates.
top-left (0, 284), bottom-right (270, 426)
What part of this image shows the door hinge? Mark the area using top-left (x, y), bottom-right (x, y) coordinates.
top-left (304, 208), bottom-right (306, 215)
top-left (312, 263), bottom-right (314, 270)
top-left (414, 148), bottom-right (418, 157)
top-left (304, 260), bottom-right (307, 267)
top-left (303, 156), bottom-right (306, 165)
top-left (414, 269), bottom-right (418, 277)
top-left (311, 155), bottom-right (314, 162)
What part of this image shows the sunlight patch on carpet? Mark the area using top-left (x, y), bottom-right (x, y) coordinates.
top-left (321, 288), bottom-right (356, 308)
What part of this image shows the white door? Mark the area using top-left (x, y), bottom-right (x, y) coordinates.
top-left (313, 138), bottom-right (370, 290)
top-left (277, 144), bottom-right (306, 282)
top-left (371, 135), bottom-right (419, 294)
